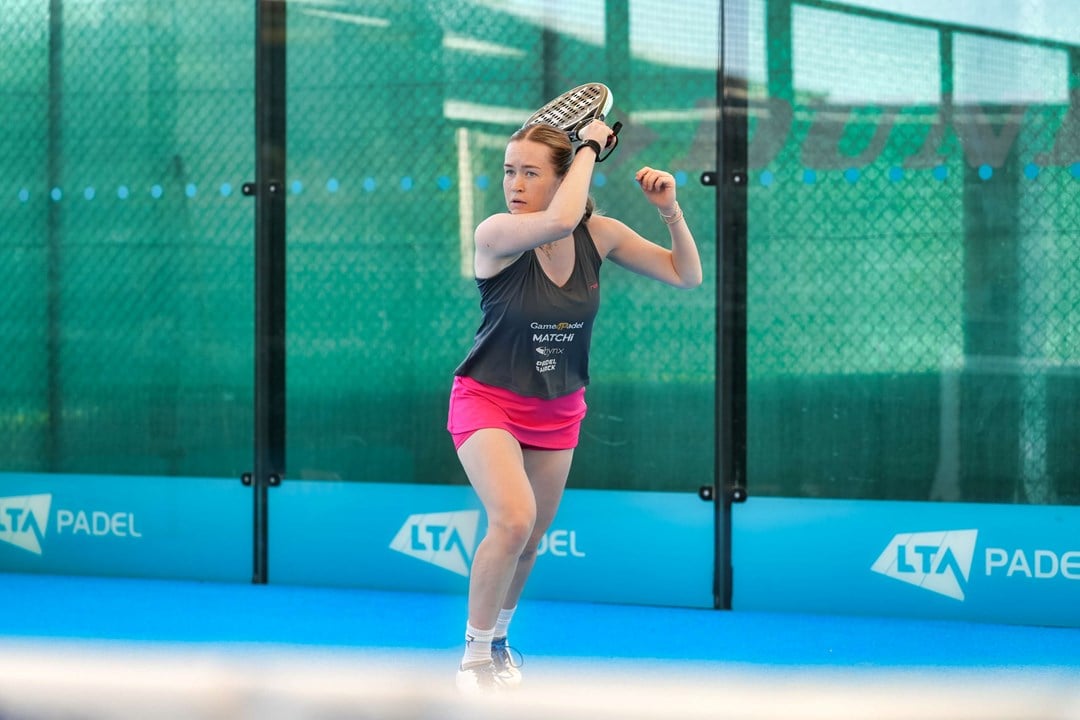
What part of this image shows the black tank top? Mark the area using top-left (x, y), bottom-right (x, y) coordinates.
top-left (454, 223), bottom-right (602, 399)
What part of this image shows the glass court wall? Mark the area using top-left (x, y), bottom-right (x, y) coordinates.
top-left (739, 0), bottom-right (1080, 506)
top-left (2, 1), bottom-right (256, 479)
top-left (2, 0), bottom-right (1078, 606)
top-left (282, 1), bottom-right (718, 493)
top-left (2, 2), bottom-right (717, 508)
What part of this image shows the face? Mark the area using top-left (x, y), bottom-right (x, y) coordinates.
top-left (503, 139), bottom-right (561, 214)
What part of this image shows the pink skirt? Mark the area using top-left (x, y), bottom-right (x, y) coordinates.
top-left (447, 375), bottom-right (587, 451)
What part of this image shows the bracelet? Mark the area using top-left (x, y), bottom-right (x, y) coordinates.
top-left (658, 202), bottom-right (683, 225)
top-left (576, 139), bottom-right (601, 158)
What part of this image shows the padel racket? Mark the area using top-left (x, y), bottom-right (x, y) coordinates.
top-left (522, 82), bottom-right (622, 162)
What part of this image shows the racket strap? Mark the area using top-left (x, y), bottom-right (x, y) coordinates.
top-left (594, 121), bottom-right (622, 163)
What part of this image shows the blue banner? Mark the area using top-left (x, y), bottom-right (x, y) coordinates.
top-left (269, 481), bottom-right (714, 608)
top-left (0, 473), bottom-right (250, 582)
top-left (11, 472), bottom-right (1073, 626)
top-left (732, 497), bottom-right (1080, 627)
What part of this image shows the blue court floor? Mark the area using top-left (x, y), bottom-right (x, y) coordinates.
top-left (1, 572), bottom-right (1078, 719)
top-left (3, 572), bottom-right (1078, 668)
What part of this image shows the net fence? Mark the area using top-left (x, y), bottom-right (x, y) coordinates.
top-left (744, 0), bottom-right (1080, 503)
top-left (0, 0), bottom-right (716, 492)
top-left (2, 0), bottom-right (1078, 504)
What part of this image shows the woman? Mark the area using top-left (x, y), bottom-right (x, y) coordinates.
top-left (448, 118), bottom-right (702, 693)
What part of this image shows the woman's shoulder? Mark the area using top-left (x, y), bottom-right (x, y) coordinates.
top-left (583, 213), bottom-right (629, 258)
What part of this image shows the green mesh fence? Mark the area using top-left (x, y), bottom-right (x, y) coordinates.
top-left (6, 1), bottom-right (1075, 504)
top-left (1, 1), bottom-right (255, 478)
top-left (1, 1), bottom-right (718, 493)
top-left (281, 1), bottom-right (717, 490)
top-left (745, 0), bottom-right (1080, 504)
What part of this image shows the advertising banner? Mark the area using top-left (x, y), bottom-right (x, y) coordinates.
top-left (732, 497), bottom-right (1080, 627)
top-left (270, 481), bottom-right (713, 608)
top-left (7, 473), bottom-right (1076, 625)
top-left (0, 473), bottom-right (250, 582)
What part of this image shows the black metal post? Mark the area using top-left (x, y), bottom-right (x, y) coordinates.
top-left (714, 0), bottom-right (749, 610)
top-left (46, 0), bottom-right (63, 471)
top-left (252, 0), bottom-right (287, 584)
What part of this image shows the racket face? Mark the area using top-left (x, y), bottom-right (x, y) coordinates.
top-left (523, 83), bottom-right (613, 140)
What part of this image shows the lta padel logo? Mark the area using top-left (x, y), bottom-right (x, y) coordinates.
top-left (0, 493), bottom-right (144, 557)
top-left (389, 510), bottom-right (480, 577)
top-left (871, 529), bottom-right (978, 601)
top-left (0, 494), bottom-right (52, 555)
top-left (389, 510), bottom-right (588, 577)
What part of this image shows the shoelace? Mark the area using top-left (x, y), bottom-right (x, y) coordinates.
top-left (491, 640), bottom-right (524, 671)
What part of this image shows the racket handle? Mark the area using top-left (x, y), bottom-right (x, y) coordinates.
top-left (606, 121), bottom-right (623, 147)
top-left (596, 124), bottom-right (621, 163)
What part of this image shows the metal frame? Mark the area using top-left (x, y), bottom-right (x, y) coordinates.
top-left (250, 0), bottom-right (287, 584)
top-left (713, 0), bottom-right (750, 610)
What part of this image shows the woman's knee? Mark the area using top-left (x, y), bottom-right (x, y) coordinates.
top-left (488, 509), bottom-right (536, 552)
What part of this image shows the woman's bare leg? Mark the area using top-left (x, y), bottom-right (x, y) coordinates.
top-left (501, 446), bottom-right (574, 610)
top-left (456, 428), bottom-right (537, 630)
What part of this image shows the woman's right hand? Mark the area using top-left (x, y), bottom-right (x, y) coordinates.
top-left (578, 118), bottom-right (614, 148)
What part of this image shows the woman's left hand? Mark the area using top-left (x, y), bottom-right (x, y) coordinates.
top-left (634, 167), bottom-right (677, 212)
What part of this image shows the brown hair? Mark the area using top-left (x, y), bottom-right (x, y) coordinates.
top-left (509, 123), bottom-right (595, 221)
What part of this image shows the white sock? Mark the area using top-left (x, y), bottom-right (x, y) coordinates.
top-left (493, 606), bottom-right (516, 641)
top-left (461, 622), bottom-right (494, 668)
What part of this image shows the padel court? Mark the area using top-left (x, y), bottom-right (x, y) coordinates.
top-left (4, 0), bottom-right (1080, 717)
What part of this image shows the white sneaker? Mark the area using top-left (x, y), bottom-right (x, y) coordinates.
top-left (455, 661), bottom-right (509, 696)
top-left (491, 637), bottom-right (523, 687)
